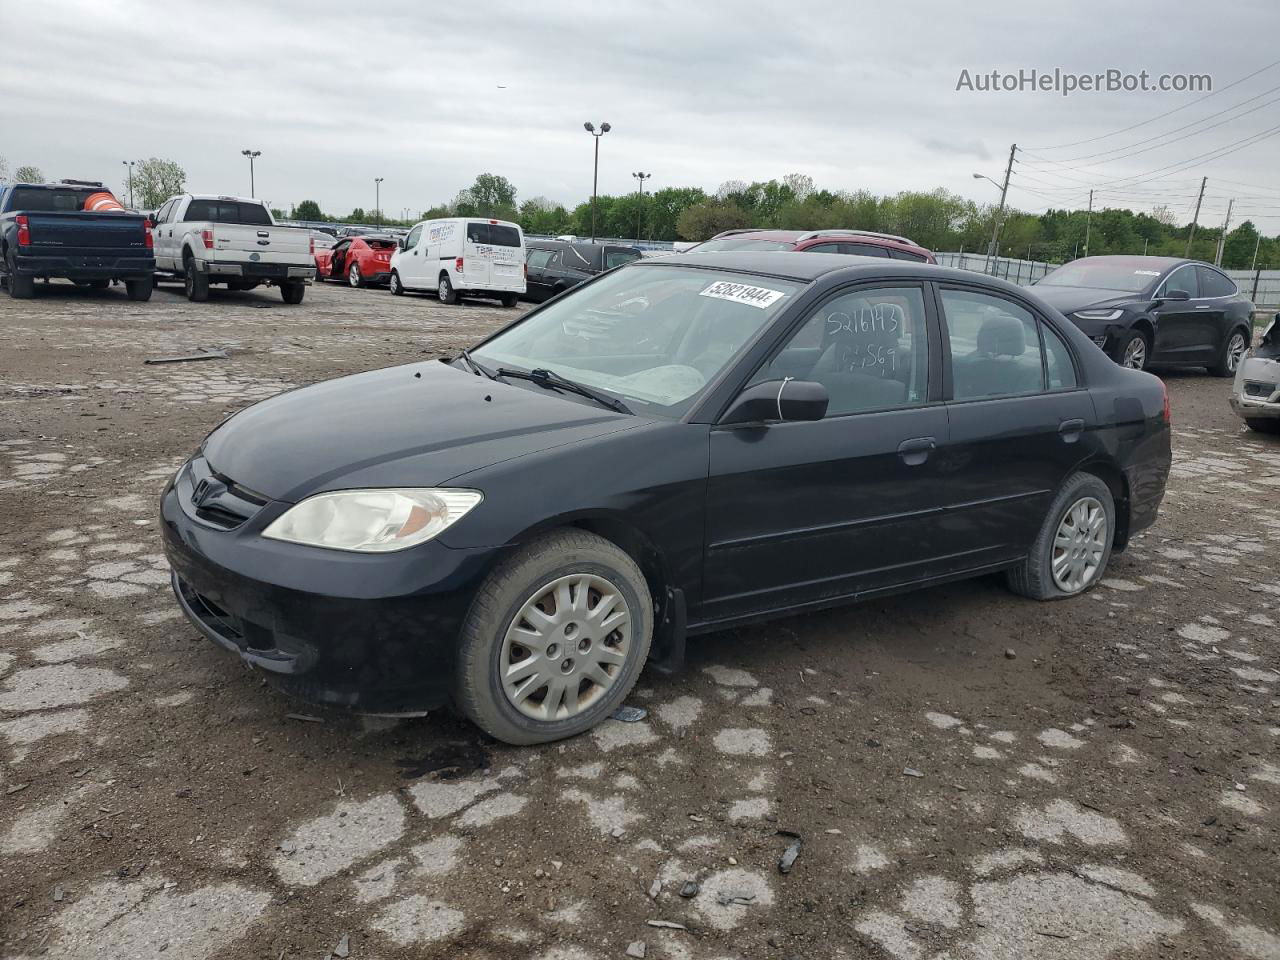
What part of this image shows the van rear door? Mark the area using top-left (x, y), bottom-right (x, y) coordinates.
top-left (464, 221), bottom-right (524, 290)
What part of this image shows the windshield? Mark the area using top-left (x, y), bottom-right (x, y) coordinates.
top-left (472, 264), bottom-right (801, 418)
top-left (691, 237), bottom-right (797, 252)
top-left (1039, 260), bottom-right (1161, 292)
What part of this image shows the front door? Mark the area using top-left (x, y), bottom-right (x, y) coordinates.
top-left (400, 224), bottom-right (424, 288)
top-left (1151, 264), bottom-right (1206, 361)
top-left (702, 282), bottom-right (949, 623)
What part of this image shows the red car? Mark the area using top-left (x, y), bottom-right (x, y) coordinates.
top-left (315, 235), bottom-right (399, 287)
top-left (687, 228), bottom-right (936, 262)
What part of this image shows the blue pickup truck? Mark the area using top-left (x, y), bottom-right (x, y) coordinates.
top-left (0, 180), bottom-right (154, 300)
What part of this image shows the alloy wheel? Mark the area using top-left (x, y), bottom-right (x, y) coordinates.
top-left (1051, 496), bottom-right (1107, 594)
top-left (349, 264), bottom-right (361, 287)
top-left (499, 573), bottom-right (631, 722)
top-left (1122, 336), bottom-right (1147, 369)
top-left (1226, 332), bottom-right (1247, 373)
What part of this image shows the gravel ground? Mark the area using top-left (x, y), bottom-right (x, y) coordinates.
top-left (0, 278), bottom-right (1277, 960)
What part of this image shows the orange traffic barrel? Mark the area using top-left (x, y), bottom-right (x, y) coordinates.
top-left (84, 191), bottom-right (126, 212)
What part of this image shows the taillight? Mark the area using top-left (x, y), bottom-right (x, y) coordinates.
top-left (310, 236), bottom-right (315, 256)
top-left (1161, 380), bottom-right (1171, 424)
top-left (201, 229), bottom-right (214, 249)
top-left (524, 262), bottom-right (528, 279)
top-left (143, 219), bottom-right (154, 250)
top-left (455, 257), bottom-right (464, 273)
top-left (15, 215), bottom-right (30, 246)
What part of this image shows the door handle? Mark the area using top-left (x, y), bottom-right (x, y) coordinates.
top-left (1058, 418), bottom-right (1085, 442)
top-left (897, 436), bottom-right (936, 466)
top-left (1195, 305), bottom-right (1210, 310)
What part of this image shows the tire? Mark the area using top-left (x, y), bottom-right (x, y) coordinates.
top-left (348, 263), bottom-right (363, 288)
top-left (125, 277), bottom-right (153, 302)
top-left (438, 273), bottom-right (458, 305)
top-left (500, 293), bottom-right (519, 308)
top-left (1244, 418), bottom-right (1280, 434)
top-left (1111, 328), bottom-right (1150, 370)
top-left (183, 254), bottom-right (209, 302)
top-left (280, 280), bottom-right (305, 304)
top-left (6, 255), bottom-right (34, 299)
top-left (455, 530), bottom-right (653, 745)
top-left (1007, 472), bottom-right (1116, 601)
top-left (389, 270), bottom-right (405, 296)
top-left (1211, 328), bottom-right (1250, 378)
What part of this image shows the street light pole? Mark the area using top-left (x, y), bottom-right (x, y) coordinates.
top-left (375, 178), bottom-right (384, 229)
top-left (241, 149), bottom-right (261, 197)
top-left (583, 121), bottom-right (611, 243)
top-left (121, 160), bottom-right (134, 209)
top-left (631, 171), bottom-right (651, 244)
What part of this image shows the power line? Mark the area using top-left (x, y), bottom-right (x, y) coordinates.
top-left (1024, 57), bottom-right (1280, 150)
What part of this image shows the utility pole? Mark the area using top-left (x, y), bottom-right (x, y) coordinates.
top-left (121, 160), bottom-right (135, 209)
top-left (1214, 198), bottom-right (1233, 267)
top-left (1185, 176), bottom-right (1207, 258)
top-left (1251, 232), bottom-right (1261, 271)
top-left (375, 178), bottom-right (384, 229)
top-left (1143, 237), bottom-right (1149, 256)
top-left (631, 171), bottom-right (651, 244)
top-left (1083, 189), bottom-right (1094, 257)
top-left (985, 143), bottom-right (1017, 271)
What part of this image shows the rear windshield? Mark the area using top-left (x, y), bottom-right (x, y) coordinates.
top-left (606, 248), bottom-right (643, 269)
top-left (466, 222), bottom-right (522, 246)
top-left (185, 200), bottom-right (272, 226)
top-left (366, 239), bottom-right (397, 250)
top-left (692, 237), bottom-right (796, 252)
top-left (9, 187), bottom-right (93, 212)
top-left (1039, 260), bottom-right (1162, 292)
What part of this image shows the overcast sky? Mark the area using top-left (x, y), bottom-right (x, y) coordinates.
top-left (4, 0), bottom-right (1279, 226)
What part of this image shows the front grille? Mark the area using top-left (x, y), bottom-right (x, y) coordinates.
top-left (1244, 380), bottom-right (1276, 399)
top-left (184, 456), bottom-right (268, 530)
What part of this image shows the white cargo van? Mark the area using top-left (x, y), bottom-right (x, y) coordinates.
top-left (389, 217), bottom-right (526, 306)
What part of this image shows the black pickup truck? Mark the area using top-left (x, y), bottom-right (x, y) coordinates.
top-left (0, 180), bottom-right (154, 300)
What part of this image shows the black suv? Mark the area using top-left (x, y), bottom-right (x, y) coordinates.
top-left (1032, 256), bottom-right (1255, 376)
top-left (524, 240), bottom-right (643, 302)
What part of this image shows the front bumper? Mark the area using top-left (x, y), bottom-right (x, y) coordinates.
top-left (13, 252), bottom-right (154, 280)
top-left (1230, 356), bottom-right (1280, 421)
top-left (160, 464), bottom-right (499, 714)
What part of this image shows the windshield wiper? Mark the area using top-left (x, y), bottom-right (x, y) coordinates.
top-left (495, 367), bottom-right (632, 415)
top-left (457, 349), bottom-right (499, 380)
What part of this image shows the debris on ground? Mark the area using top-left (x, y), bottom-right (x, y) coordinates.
top-left (143, 349), bottom-right (229, 365)
top-left (625, 941), bottom-right (647, 958)
top-left (611, 705), bottom-right (649, 723)
top-left (285, 713), bottom-right (324, 723)
top-left (646, 920), bottom-right (687, 930)
top-left (903, 767), bottom-right (924, 778)
top-left (779, 838), bottom-right (802, 874)
top-left (331, 932), bottom-right (350, 958)
top-left (679, 880), bottom-right (699, 898)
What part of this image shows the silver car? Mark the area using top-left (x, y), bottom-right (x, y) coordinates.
top-left (1230, 314), bottom-right (1280, 433)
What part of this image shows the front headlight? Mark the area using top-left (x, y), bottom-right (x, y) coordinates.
top-left (262, 488), bottom-right (482, 553)
top-left (1074, 308), bottom-right (1124, 321)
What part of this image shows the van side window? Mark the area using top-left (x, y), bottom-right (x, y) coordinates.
top-left (467, 223), bottom-right (489, 244)
top-left (405, 225), bottom-right (423, 249)
top-left (489, 224), bottom-right (521, 246)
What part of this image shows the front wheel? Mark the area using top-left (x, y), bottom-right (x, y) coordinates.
top-left (125, 277), bottom-right (153, 301)
top-left (280, 280), bottom-right (306, 304)
top-left (455, 530), bottom-right (653, 745)
top-left (438, 273), bottom-right (458, 305)
top-left (1211, 329), bottom-right (1249, 378)
top-left (1112, 329), bottom-right (1149, 370)
top-left (348, 263), bottom-right (363, 288)
top-left (389, 270), bottom-right (405, 296)
top-left (1007, 472), bottom-right (1115, 600)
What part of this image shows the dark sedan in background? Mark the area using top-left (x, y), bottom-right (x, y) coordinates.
top-left (1033, 255), bottom-right (1255, 376)
top-left (163, 252), bottom-right (1171, 745)
top-left (524, 239), bottom-right (643, 301)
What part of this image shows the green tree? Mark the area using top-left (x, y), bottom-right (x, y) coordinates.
top-left (675, 200), bottom-right (752, 241)
top-left (14, 165), bottom-right (44, 184)
top-left (518, 196), bottom-right (571, 236)
top-left (0, 157), bottom-right (9, 181)
top-left (1223, 221), bottom-right (1260, 270)
top-left (454, 173), bottom-right (518, 220)
top-left (646, 187), bottom-right (707, 241)
top-left (135, 158), bottom-right (185, 209)
top-left (292, 200), bottom-right (324, 221)
top-left (350, 207), bottom-right (366, 222)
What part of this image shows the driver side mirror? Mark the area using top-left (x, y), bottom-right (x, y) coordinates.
top-left (720, 379), bottom-right (829, 425)
top-left (398, 237), bottom-right (408, 250)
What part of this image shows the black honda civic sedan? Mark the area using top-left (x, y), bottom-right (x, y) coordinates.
top-left (1032, 255), bottom-right (1255, 375)
top-left (162, 252), bottom-right (1172, 744)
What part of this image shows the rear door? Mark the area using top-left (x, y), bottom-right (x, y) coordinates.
top-left (464, 222), bottom-right (494, 287)
top-left (1195, 265), bottom-right (1237, 361)
top-left (488, 222), bottom-right (525, 291)
top-left (525, 247), bottom-right (555, 298)
top-left (934, 285), bottom-right (1094, 569)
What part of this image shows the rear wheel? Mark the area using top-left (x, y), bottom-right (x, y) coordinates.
top-left (455, 530), bottom-right (653, 745)
top-left (389, 270), bottom-right (405, 296)
top-left (1007, 472), bottom-right (1115, 600)
top-left (348, 263), bottom-right (363, 287)
top-left (125, 277), bottom-right (153, 301)
top-left (500, 292), bottom-right (519, 308)
top-left (280, 280), bottom-right (306, 304)
top-left (183, 253), bottom-right (209, 302)
top-left (6, 256), bottom-right (34, 299)
top-left (438, 273), bottom-right (458, 305)
top-left (1244, 418), bottom-right (1280, 434)
top-left (1112, 329), bottom-right (1149, 370)
top-left (1211, 328), bottom-right (1250, 378)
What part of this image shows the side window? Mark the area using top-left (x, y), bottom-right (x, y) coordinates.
top-left (405, 225), bottom-right (423, 249)
top-left (839, 243), bottom-right (890, 257)
top-left (527, 249), bottom-right (554, 269)
top-left (154, 200), bottom-right (172, 223)
top-left (753, 285), bottom-right (930, 416)
top-left (547, 249), bottom-right (563, 268)
top-left (1041, 321), bottom-right (1078, 390)
top-left (1197, 266), bottom-right (1236, 298)
top-left (941, 289), bottom-right (1045, 400)
top-left (804, 242), bottom-right (841, 253)
top-left (889, 248), bottom-right (928, 262)
top-left (1159, 265), bottom-right (1199, 299)
top-left (466, 222), bottom-right (489, 244)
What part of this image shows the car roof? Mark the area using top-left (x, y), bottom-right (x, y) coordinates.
top-left (641, 250), bottom-right (1009, 287)
top-left (186, 194), bottom-right (264, 204)
top-left (1065, 255), bottom-right (1189, 271)
top-left (707, 228), bottom-right (932, 254)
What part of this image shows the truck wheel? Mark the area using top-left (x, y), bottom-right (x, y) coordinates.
top-left (348, 264), bottom-right (363, 288)
top-left (454, 529), bottom-right (653, 745)
top-left (125, 277), bottom-right (153, 302)
top-left (6, 256), bottom-right (34, 299)
top-left (183, 254), bottom-right (209, 302)
top-left (438, 273), bottom-right (459, 305)
top-left (500, 293), bottom-right (519, 308)
top-left (280, 280), bottom-right (306, 304)
top-left (389, 270), bottom-right (405, 296)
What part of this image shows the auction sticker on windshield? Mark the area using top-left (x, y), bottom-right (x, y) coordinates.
top-left (700, 280), bottom-right (786, 309)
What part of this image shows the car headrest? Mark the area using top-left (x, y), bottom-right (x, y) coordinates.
top-left (976, 314), bottom-right (1026, 357)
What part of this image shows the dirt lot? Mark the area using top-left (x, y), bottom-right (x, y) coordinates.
top-left (0, 278), bottom-right (1277, 960)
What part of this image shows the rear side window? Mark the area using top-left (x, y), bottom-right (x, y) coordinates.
top-left (1197, 266), bottom-right (1236, 298)
top-left (606, 248), bottom-right (642, 269)
top-left (10, 188), bottom-right (92, 212)
top-left (840, 243), bottom-right (890, 257)
top-left (942, 289), bottom-right (1045, 400)
top-left (1041, 322), bottom-right (1078, 390)
top-left (185, 200), bottom-right (271, 225)
top-left (889, 248), bottom-right (929, 262)
top-left (527, 249), bottom-right (554, 269)
top-left (804, 242), bottom-right (841, 253)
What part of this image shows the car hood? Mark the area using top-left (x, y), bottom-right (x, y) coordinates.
top-left (1030, 285), bottom-right (1141, 315)
top-left (202, 361), bottom-right (641, 502)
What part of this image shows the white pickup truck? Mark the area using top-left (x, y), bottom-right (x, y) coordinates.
top-left (151, 194), bottom-right (315, 303)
